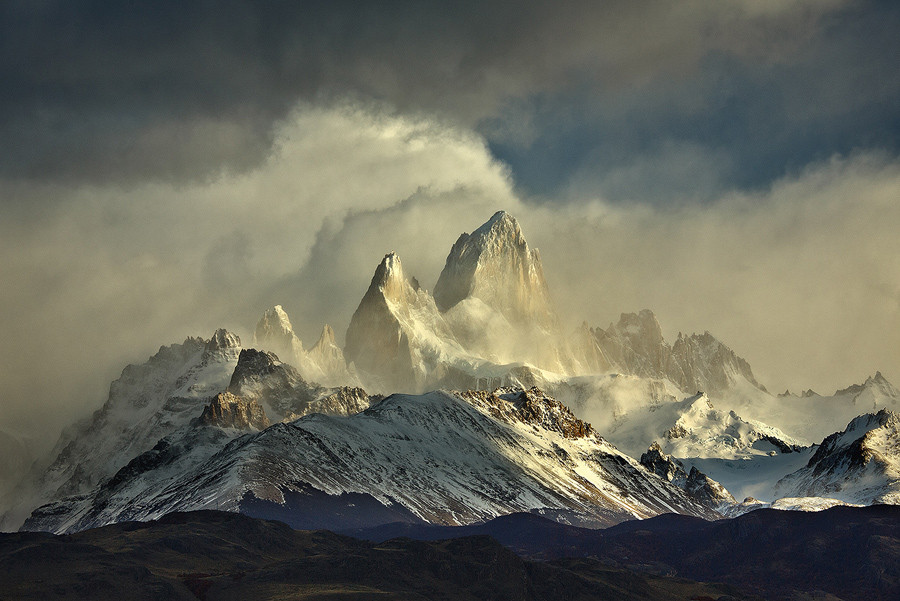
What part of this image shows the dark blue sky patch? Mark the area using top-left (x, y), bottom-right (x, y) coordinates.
top-left (485, 2), bottom-right (900, 204)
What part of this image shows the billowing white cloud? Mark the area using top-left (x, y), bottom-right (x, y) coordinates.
top-left (527, 152), bottom-right (900, 395)
top-left (0, 102), bottom-right (515, 443)
top-left (284, 149), bottom-right (900, 399)
top-left (0, 100), bottom-right (897, 453)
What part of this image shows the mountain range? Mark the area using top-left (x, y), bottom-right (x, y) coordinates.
top-left (3, 210), bottom-right (900, 552)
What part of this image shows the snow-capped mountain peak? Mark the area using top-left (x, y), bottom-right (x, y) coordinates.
top-left (253, 305), bottom-right (305, 366)
top-left (433, 211), bottom-right (556, 330)
top-left (1, 330), bottom-right (243, 530)
top-left (662, 393), bottom-right (804, 459)
top-left (258, 305), bottom-right (293, 336)
top-left (370, 252), bottom-right (413, 302)
top-left (314, 323), bottom-right (337, 348)
top-left (773, 409), bottom-right (900, 505)
top-left (345, 252), bottom-right (464, 392)
top-left (205, 328), bottom-right (241, 355)
top-left (835, 371), bottom-right (900, 402)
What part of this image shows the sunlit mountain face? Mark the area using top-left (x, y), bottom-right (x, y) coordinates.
top-left (3, 210), bottom-right (898, 538)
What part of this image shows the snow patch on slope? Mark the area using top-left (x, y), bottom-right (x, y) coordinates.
top-left (24, 388), bottom-right (718, 534)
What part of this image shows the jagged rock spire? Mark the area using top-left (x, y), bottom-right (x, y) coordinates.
top-left (433, 211), bottom-right (557, 330)
top-left (345, 252), bottom-right (457, 391)
top-left (205, 329), bottom-right (241, 353)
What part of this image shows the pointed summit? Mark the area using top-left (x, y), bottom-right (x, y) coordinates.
top-left (206, 328), bottom-right (241, 352)
top-left (256, 305), bottom-right (293, 339)
top-left (314, 323), bottom-right (336, 347)
top-left (255, 305), bottom-right (301, 353)
top-left (368, 252), bottom-right (414, 304)
top-left (204, 329), bottom-right (242, 362)
top-left (433, 211), bottom-right (556, 329)
top-left (345, 252), bottom-right (459, 391)
top-left (307, 324), bottom-right (357, 387)
top-left (471, 210), bottom-right (524, 242)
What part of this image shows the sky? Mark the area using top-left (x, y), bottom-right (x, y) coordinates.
top-left (1, 0), bottom-right (899, 446)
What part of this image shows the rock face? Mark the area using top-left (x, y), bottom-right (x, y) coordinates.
top-left (434, 211), bottom-right (569, 371)
top-left (640, 441), bottom-right (736, 510)
top-left (577, 309), bottom-right (765, 396)
top-left (227, 348), bottom-right (375, 422)
top-left (774, 409), bottom-right (900, 505)
top-left (227, 349), bottom-right (312, 420)
top-left (434, 210), bottom-right (556, 330)
top-left (206, 328), bottom-right (242, 357)
top-left (254, 306), bottom-right (304, 368)
top-left (199, 392), bottom-right (269, 430)
top-left (345, 252), bottom-right (464, 392)
top-left (459, 387), bottom-right (594, 440)
top-left (640, 442), bottom-right (687, 487)
top-left (684, 466), bottom-right (735, 508)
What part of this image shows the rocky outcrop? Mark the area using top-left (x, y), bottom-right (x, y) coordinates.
top-left (460, 387), bottom-right (594, 440)
top-left (199, 392), bottom-right (270, 430)
top-left (640, 442), bottom-right (735, 510)
top-left (205, 328), bottom-right (241, 355)
top-left (228, 348), bottom-right (374, 422)
top-left (640, 442), bottom-right (687, 487)
top-left (685, 466), bottom-right (735, 508)
top-left (228, 348), bottom-right (314, 421)
top-left (286, 387), bottom-right (378, 421)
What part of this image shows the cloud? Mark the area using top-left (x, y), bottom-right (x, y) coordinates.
top-left (1, 97), bottom-right (898, 458)
top-left (525, 152), bottom-right (900, 395)
top-left (282, 147), bottom-right (900, 399)
top-left (0, 102), bottom-right (514, 443)
top-left (0, 0), bottom-right (871, 188)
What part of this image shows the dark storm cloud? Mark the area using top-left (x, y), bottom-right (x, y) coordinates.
top-left (1, 0), bottom-right (555, 182)
top-left (489, 0), bottom-right (900, 202)
top-left (5, 0), bottom-right (891, 191)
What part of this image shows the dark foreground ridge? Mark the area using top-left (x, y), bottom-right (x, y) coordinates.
top-left (344, 504), bottom-right (900, 601)
top-left (0, 509), bottom-right (754, 601)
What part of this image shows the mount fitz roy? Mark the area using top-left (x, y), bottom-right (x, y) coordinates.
top-left (3, 210), bottom-right (900, 536)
